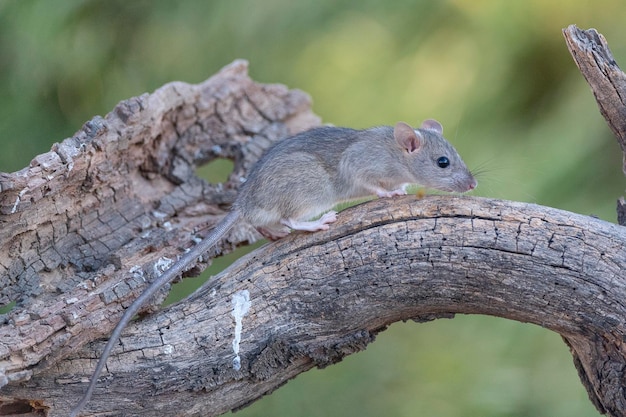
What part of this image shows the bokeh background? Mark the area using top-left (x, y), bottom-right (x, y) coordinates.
top-left (2, 1), bottom-right (626, 416)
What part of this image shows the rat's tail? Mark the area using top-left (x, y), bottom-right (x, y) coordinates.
top-left (69, 210), bottom-right (241, 417)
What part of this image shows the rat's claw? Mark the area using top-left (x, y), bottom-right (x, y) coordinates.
top-left (319, 210), bottom-right (338, 224)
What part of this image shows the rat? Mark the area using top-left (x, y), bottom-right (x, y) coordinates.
top-left (70, 119), bottom-right (476, 416)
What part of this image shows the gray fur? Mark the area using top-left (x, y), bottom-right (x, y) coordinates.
top-left (236, 121), bottom-right (476, 236)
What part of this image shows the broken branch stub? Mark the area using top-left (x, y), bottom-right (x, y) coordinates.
top-left (563, 25), bottom-right (626, 175)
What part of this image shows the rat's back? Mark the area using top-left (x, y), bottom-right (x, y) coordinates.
top-left (234, 126), bottom-right (362, 228)
top-left (263, 126), bottom-right (359, 165)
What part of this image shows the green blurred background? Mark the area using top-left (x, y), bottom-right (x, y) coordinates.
top-left (2, 1), bottom-right (625, 416)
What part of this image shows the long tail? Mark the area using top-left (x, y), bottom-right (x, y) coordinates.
top-left (70, 210), bottom-right (241, 417)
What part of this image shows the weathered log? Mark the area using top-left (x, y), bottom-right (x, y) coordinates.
top-left (1, 30), bottom-right (626, 415)
top-left (563, 25), bottom-right (626, 172)
top-left (0, 59), bottom-right (321, 415)
top-left (563, 25), bottom-right (626, 227)
top-left (4, 192), bottom-right (626, 416)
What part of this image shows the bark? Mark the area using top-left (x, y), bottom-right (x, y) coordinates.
top-left (563, 25), bottom-right (626, 171)
top-left (0, 59), bottom-right (321, 415)
top-left (0, 31), bottom-right (625, 415)
top-left (563, 25), bottom-right (626, 225)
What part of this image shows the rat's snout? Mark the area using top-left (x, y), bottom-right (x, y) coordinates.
top-left (457, 176), bottom-right (477, 193)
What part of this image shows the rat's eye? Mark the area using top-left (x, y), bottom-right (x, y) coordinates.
top-left (437, 156), bottom-right (450, 168)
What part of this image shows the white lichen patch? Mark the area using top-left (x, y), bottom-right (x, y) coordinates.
top-left (153, 257), bottom-right (173, 275)
top-left (231, 290), bottom-right (251, 371)
top-left (130, 265), bottom-right (146, 283)
top-left (152, 210), bottom-right (168, 219)
top-left (10, 189), bottom-right (27, 214)
top-left (0, 368), bottom-right (7, 388)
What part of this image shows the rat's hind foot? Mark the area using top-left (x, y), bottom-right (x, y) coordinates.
top-left (257, 226), bottom-right (290, 241)
top-left (281, 211), bottom-right (338, 232)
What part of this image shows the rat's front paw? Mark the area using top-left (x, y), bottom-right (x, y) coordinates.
top-left (377, 188), bottom-right (407, 198)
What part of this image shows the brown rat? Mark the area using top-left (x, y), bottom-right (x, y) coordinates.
top-left (70, 119), bottom-right (476, 416)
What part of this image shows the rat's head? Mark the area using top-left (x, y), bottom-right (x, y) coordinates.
top-left (394, 120), bottom-right (477, 193)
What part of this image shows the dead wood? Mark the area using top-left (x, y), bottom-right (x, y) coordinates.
top-left (0, 42), bottom-right (626, 416)
top-left (563, 25), bottom-right (626, 225)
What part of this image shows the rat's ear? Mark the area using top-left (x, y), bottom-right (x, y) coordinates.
top-left (394, 122), bottom-right (423, 153)
top-left (420, 119), bottom-right (443, 134)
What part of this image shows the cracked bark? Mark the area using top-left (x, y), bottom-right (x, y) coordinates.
top-left (1, 34), bottom-right (626, 416)
top-left (563, 25), bottom-right (626, 225)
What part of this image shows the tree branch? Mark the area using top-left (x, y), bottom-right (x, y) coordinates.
top-left (4, 195), bottom-right (626, 416)
top-left (0, 59), bottom-right (320, 409)
top-left (563, 25), bottom-right (626, 168)
top-left (2, 48), bottom-right (626, 417)
top-left (563, 25), bottom-right (626, 226)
